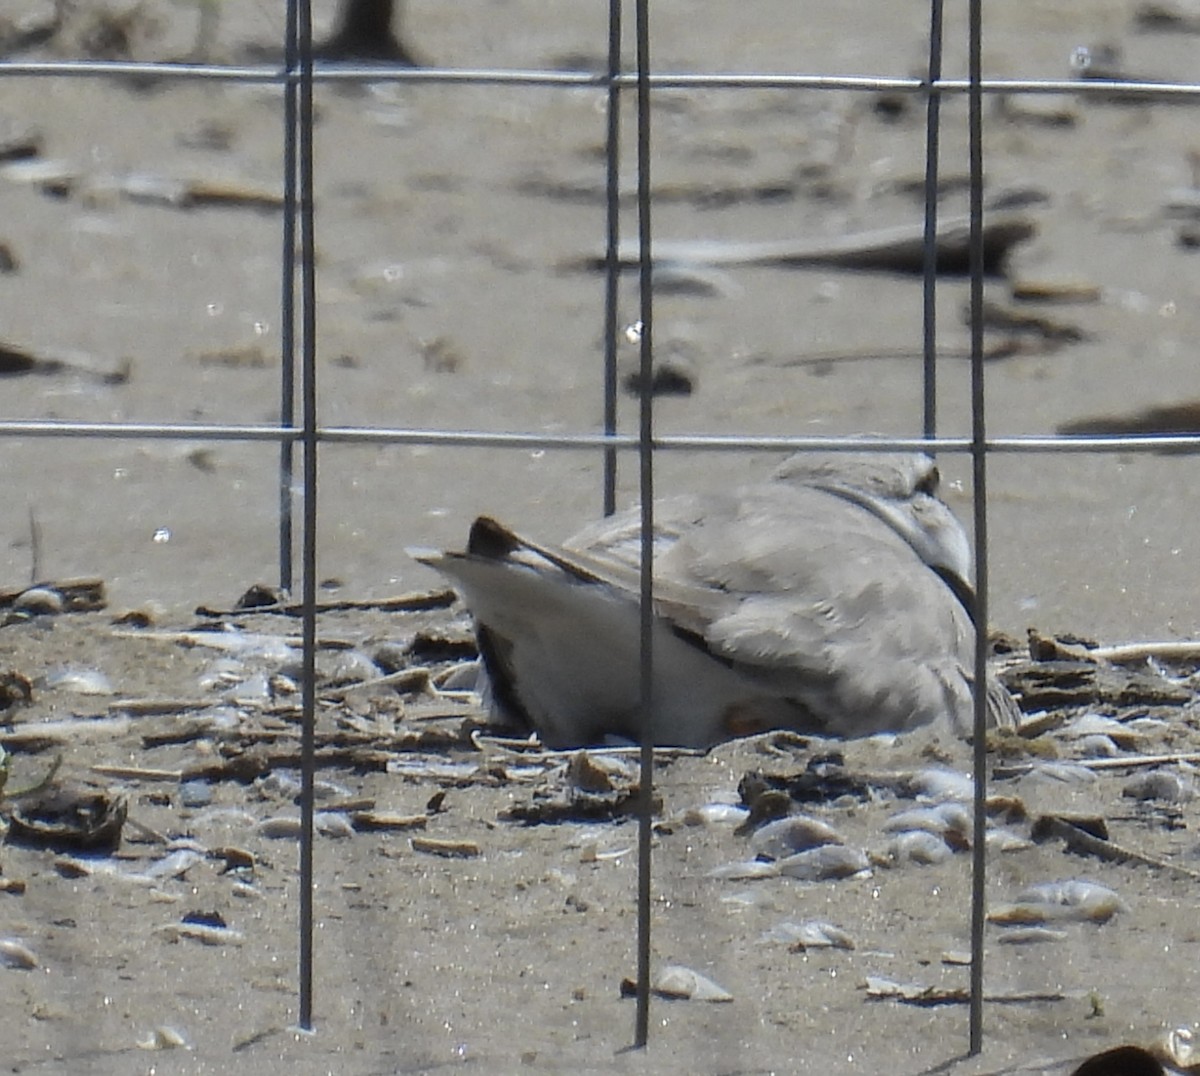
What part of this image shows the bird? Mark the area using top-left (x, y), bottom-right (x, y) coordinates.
top-left (412, 451), bottom-right (1020, 749)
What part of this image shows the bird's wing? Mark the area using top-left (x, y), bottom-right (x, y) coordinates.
top-left (570, 483), bottom-right (986, 733)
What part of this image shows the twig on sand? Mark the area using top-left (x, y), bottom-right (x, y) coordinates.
top-left (1032, 813), bottom-right (1200, 883)
top-left (863, 977), bottom-right (1066, 1006)
top-left (468, 730), bottom-right (707, 760)
top-left (1028, 631), bottom-right (1200, 665)
top-left (91, 764), bottom-right (184, 782)
top-left (194, 589), bottom-right (456, 618)
top-left (1078, 751), bottom-right (1200, 770)
top-left (1089, 640), bottom-right (1200, 664)
top-left (577, 213), bottom-right (1037, 275)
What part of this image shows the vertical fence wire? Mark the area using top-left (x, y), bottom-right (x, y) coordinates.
top-left (967, 0), bottom-right (990, 1053)
top-left (601, 0), bottom-right (623, 518)
top-left (633, 0), bottom-right (657, 1047)
top-left (292, 0), bottom-right (319, 1033)
top-left (921, 0), bottom-right (944, 440)
top-left (278, 5), bottom-right (299, 596)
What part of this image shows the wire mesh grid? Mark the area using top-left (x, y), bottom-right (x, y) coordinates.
top-left (3, 1), bottom-right (1200, 1070)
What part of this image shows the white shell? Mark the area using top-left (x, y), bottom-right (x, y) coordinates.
top-left (652, 965), bottom-right (733, 1002)
top-left (750, 815), bottom-right (843, 859)
top-left (0, 939), bottom-right (38, 969)
top-left (776, 845), bottom-right (870, 881)
top-left (886, 830), bottom-right (953, 866)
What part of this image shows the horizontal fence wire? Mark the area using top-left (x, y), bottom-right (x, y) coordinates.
top-left (1, 422), bottom-right (1198, 453)
top-left (5, 60), bottom-right (1200, 99)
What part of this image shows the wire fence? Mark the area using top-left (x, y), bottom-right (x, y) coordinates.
top-left (3, 0), bottom-right (1200, 1068)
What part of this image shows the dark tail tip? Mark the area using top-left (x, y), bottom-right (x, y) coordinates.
top-left (467, 517), bottom-right (519, 560)
top-left (1070, 1045), bottom-right (1164, 1076)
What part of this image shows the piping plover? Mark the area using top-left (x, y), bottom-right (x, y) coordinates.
top-left (414, 452), bottom-right (1018, 748)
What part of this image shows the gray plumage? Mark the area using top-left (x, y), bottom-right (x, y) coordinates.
top-left (413, 451), bottom-right (1019, 748)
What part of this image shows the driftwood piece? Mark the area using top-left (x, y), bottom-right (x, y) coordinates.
top-left (316, 0), bottom-right (420, 64)
top-left (1, 716), bottom-right (133, 750)
top-left (577, 214), bottom-right (1037, 276)
top-left (999, 659), bottom-right (1192, 711)
top-left (0, 341), bottom-right (129, 384)
top-left (195, 588), bottom-right (456, 618)
top-left (1136, 2), bottom-right (1200, 32)
top-left (409, 836), bottom-right (480, 858)
top-left (5, 783), bottom-right (128, 852)
top-left (351, 810), bottom-right (428, 831)
top-left (0, 577), bottom-right (107, 612)
top-left (499, 785), bottom-right (657, 825)
top-left (1080, 751), bottom-right (1200, 771)
top-left (977, 299), bottom-right (1089, 343)
top-left (1028, 629), bottom-right (1200, 667)
top-left (863, 977), bottom-right (1065, 1006)
top-left (177, 721), bottom-right (481, 783)
top-left (1032, 813), bottom-right (1200, 882)
top-left (91, 764), bottom-right (183, 782)
top-left (1058, 399), bottom-right (1200, 449)
top-left (748, 341), bottom-right (1043, 371)
top-left (517, 171), bottom-right (800, 210)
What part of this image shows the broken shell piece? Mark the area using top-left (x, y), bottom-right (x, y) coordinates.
top-left (885, 829), bottom-right (953, 866)
top-left (0, 670), bottom-right (33, 710)
top-left (568, 751), bottom-right (634, 793)
top-left (883, 803), bottom-right (972, 848)
top-left (409, 836), bottom-right (481, 859)
top-left (985, 826), bottom-right (1033, 854)
top-left (0, 938), bottom-right (38, 969)
top-left (707, 859), bottom-right (781, 880)
top-left (350, 810), bottom-right (428, 832)
top-left (996, 927), bottom-right (1069, 944)
top-left (43, 667), bottom-right (115, 696)
top-left (762, 919), bottom-right (856, 950)
top-left (12, 587), bottom-right (64, 616)
top-left (1166, 1027), bottom-right (1194, 1068)
top-left (777, 845), bottom-right (870, 881)
top-left (1123, 770), bottom-right (1194, 803)
top-left (1010, 276), bottom-right (1100, 302)
top-left (315, 812), bottom-right (356, 839)
top-left (989, 880), bottom-right (1127, 925)
top-left (908, 767), bottom-right (974, 802)
top-left (750, 815), bottom-right (843, 859)
top-left (1075, 735), bottom-right (1120, 758)
top-left (136, 1026), bottom-right (190, 1051)
top-left (155, 922), bottom-right (244, 946)
top-left (1061, 713), bottom-right (1143, 750)
top-left (257, 816), bottom-right (303, 840)
top-left (1028, 761), bottom-right (1098, 785)
top-left (678, 802), bottom-right (751, 827)
top-left (651, 965), bottom-right (733, 1002)
top-left (7, 784), bottom-right (127, 852)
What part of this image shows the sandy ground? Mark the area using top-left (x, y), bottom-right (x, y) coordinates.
top-left (3, 1), bottom-right (1200, 1072)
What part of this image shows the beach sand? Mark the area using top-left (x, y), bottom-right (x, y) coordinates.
top-left (2, 1), bottom-right (1200, 1071)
